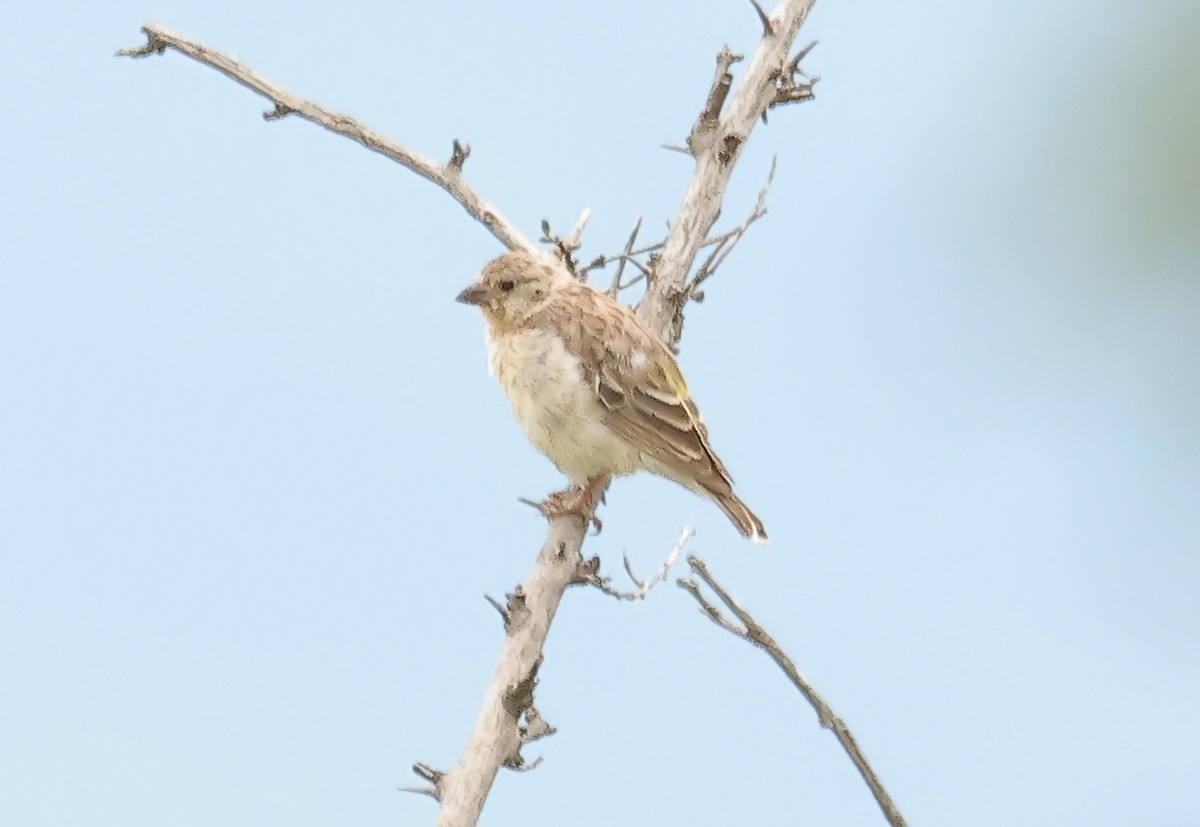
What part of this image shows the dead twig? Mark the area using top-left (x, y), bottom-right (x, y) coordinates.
top-left (595, 216), bottom-right (643, 295)
top-left (589, 527), bottom-right (695, 601)
top-left (539, 208), bottom-right (593, 277)
top-left (687, 156), bottom-right (777, 299)
top-left (398, 762), bottom-right (445, 801)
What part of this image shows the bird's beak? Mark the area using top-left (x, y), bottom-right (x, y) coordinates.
top-left (456, 283), bottom-right (489, 306)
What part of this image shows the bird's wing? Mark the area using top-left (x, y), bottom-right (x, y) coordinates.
top-left (537, 285), bottom-right (738, 493)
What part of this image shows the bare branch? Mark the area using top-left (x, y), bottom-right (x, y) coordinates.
top-left (678, 556), bottom-right (909, 827)
top-left (598, 216), bottom-right (643, 294)
top-left (567, 208), bottom-right (593, 250)
top-left (505, 756), bottom-right (544, 773)
top-left (688, 156), bottom-right (777, 299)
top-left (772, 40), bottom-right (820, 109)
top-left (397, 785), bottom-right (440, 801)
top-left (432, 520), bottom-right (587, 826)
top-left (519, 706), bottom-right (556, 743)
top-left (540, 208), bottom-right (594, 277)
top-left (589, 252), bottom-right (652, 298)
top-left (564, 554), bottom-right (597, 586)
top-left (399, 762), bottom-right (446, 802)
top-left (749, 0), bottom-right (776, 36)
top-left (676, 577), bottom-right (746, 636)
top-left (786, 39), bottom-right (819, 78)
top-left (591, 527), bottom-right (695, 601)
top-left (686, 47), bottom-right (743, 157)
top-left (590, 218), bottom-right (759, 279)
top-left (638, 0), bottom-right (818, 344)
top-left (116, 23), bottom-right (535, 254)
top-left (483, 593), bottom-right (510, 628)
top-left (448, 139), bottom-right (472, 172)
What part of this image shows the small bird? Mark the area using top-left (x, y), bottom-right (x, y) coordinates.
top-left (456, 249), bottom-right (767, 544)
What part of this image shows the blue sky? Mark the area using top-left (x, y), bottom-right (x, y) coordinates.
top-left (2, 1), bottom-right (1197, 825)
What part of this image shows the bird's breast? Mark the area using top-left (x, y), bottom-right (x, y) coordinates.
top-left (487, 326), bottom-right (587, 420)
top-left (484, 325), bottom-right (640, 480)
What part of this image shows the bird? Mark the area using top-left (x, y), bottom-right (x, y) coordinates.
top-left (456, 249), bottom-right (767, 544)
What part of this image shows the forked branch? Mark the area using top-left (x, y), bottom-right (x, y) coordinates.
top-left (118, 4), bottom-right (820, 826)
top-left (584, 527), bottom-right (695, 601)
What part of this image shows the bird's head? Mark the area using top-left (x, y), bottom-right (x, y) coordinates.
top-left (456, 250), bottom-right (570, 327)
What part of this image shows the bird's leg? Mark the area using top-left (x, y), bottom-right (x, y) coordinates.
top-left (527, 476), bottom-right (608, 534)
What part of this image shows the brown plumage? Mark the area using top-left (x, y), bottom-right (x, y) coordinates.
top-left (457, 249), bottom-right (767, 544)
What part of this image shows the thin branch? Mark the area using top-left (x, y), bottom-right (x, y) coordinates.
top-left (540, 208), bottom-right (593, 277)
top-left (786, 39), bottom-right (819, 78)
top-left (678, 556), bottom-right (908, 827)
top-left (116, 23), bottom-right (535, 254)
top-left (567, 208), bottom-right (592, 250)
top-left (483, 593), bottom-right (511, 630)
top-left (399, 762), bottom-right (445, 801)
top-left (598, 220), bottom-right (758, 269)
top-left (749, 0), bottom-right (775, 36)
top-left (595, 253), bottom-right (652, 296)
top-left (600, 216), bottom-right (642, 294)
top-left (397, 786), bottom-right (441, 801)
top-left (590, 527), bottom-right (695, 601)
top-left (676, 578), bottom-right (746, 636)
top-left (687, 156), bottom-right (777, 299)
top-left (505, 756), bottom-right (544, 773)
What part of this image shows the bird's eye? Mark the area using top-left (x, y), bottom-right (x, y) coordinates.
top-left (498, 280), bottom-right (515, 292)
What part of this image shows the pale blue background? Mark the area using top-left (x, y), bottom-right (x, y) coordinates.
top-left (2, 1), bottom-right (1197, 825)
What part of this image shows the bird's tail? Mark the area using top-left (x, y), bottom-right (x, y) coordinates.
top-left (708, 487), bottom-right (769, 545)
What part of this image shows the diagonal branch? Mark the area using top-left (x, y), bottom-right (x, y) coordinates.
top-left (116, 23), bottom-right (535, 254)
top-left (687, 156), bottom-right (777, 300)
top-left (433, 522), bottom-right (587, 826)
top-left (638, 0), bottom-right (818, 341)
top-left (678, 556), bottom-right (908, 827)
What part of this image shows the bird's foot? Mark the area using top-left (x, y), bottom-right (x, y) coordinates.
top-left (519, 478), bottom-right (607, 535)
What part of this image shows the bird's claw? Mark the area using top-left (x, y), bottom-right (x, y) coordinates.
top-left (519, 486), bottom-right (603, 534)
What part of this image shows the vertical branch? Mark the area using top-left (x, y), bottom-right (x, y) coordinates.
top-left (638, 0), bottom-right (817, 340)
